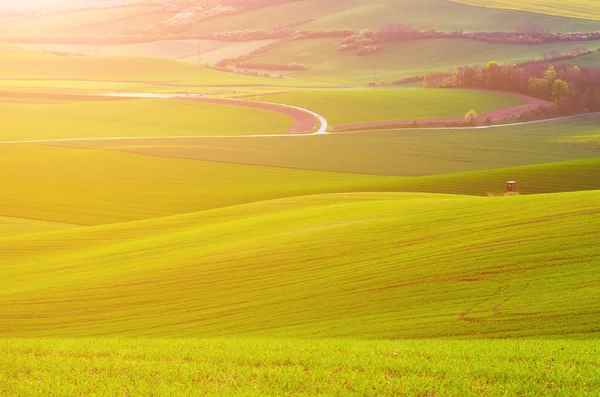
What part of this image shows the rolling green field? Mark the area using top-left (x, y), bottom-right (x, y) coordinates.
top-left (0, 47), bottom-right (325, 89)
top-left (0, 144), bottom-right (394, 225)
top-left (0, 112), bottom-right (597, 226)
top-left (0, 98), bottom-right (294, 141)
top-left (1, 339), bottom-right (598, 396)
top-left (304, 0), bottom-right (600, 32)
top-left (178, 0), bottom-right (600, 34)
top-left (0, 55), bottom-right (270, 84)
top-left (548, 50), bottom-right (600, 69)
top-left (3, 0), bottom-right (600, 45)
top-left (1, 5), bottom-right (600, 394)
top-left (68, 114), bottom-right (600, 176)
top-left (19, 39), bottom-right (277, 65)
top-left (1, 146), bottom-right (598, 228)
top-left (453, 0), bottom-right (600, 20)
top-left (0, 190), bottom-right (599, 338)
top-left (0, 216), bottom-right (77, 237)
top-left (248, 37), bottom-right (600, 84)
top-left (260, 88), bottom-right (527, 126)
top-left (0, 5), bottom-right (173, 38)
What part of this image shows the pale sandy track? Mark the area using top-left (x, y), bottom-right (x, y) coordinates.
top-left (0, 91), bottom-right (597, 145)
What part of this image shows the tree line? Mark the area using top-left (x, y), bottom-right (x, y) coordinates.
top-left (424, 61), bottom-right (600, 119)
top-left (337, 23), bottom-right (600, 57)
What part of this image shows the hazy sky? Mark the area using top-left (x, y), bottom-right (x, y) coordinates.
top-left (0, 0), bottom-right (96, 10)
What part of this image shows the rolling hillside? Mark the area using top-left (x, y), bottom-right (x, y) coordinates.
top-left (19, 39), bottom-right (278, 65)
top-left (0, 53), bottom-right (283, 84)
top-left (246, 37), bottom-right (600, 84)
top-left (0, 98), bottom-right (294, 140)
top-left (0, 191), bottom-right (598, 338)
top-left (2, 0), bottom-right (600, 43)
top-left (452, 0), bottom-right (600, 21)
top-left (65, 114), bottom-right (600, 176)
top-left (301, 0), bottom-right (600, 31)
top-left (0, 2), bottom-right (599, 395)
top-left (0, 144), bottom-right (394, 225)
top-left (259, 88), bottom-right (528, 126)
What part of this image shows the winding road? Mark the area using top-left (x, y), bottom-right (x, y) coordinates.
top-left (0, 90), bottom-right (597, 145)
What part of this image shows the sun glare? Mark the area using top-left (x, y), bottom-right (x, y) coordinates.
top-left (0, 0), bottom-right (80, 10)
top-left (0, 0), bottom-right (598, 395)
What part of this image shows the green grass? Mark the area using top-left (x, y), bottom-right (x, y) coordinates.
top-left (305, 0), bottom-right (600, 32)
top-left (18, 39), bottom-right (277, 65)
top-left (73, 114), bottom-right (600, 176)
top-left (2, 3), bottom-right (599, 394)
top-left (248, 37), bottom-right (600, 84)
top-left (2, 146), bottom-right (599, 228)
top-left (394, 158), bottom-right (600, 196)
top-left (181, 0), bottom-right (600, 34)
top-left (5, 0), bottom-right (600, 46)
top-left (0, 216), bottom-right (77, 237)
top-left (0, 50), bottom-right (324, 87)
top-left (1, 339), bottom-right (598, 396)
top-left (0, 112), bottom-right (592, 229)
top-left (453, 0), bottom-right (600, 21)
top-left (18, 40), bottom-right (228, 59)
top-left (0, 144), bottom-right (393, 225)
top-left (0, 98), bottom-right (294, 141)
top-left (0, 190), bottom-right (598, 338)
top-left (0, 80), bottom-right (168, 94)
top-left (259, 88), bottom-right (527, 126)
top-left (548, 50), bottom-right (600, 69)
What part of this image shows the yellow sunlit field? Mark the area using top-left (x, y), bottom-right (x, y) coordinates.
top-left (0, 1), bottom-right (599, 396)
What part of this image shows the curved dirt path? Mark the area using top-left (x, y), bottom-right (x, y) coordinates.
top-left (105, 93), bottom-right (328, 135)
top-left (333, 90), bottom-right (552, 131)
top-left (0, 93), bottom-right (329, 144)
top-left (0, 89), bottom-right (594, 146)
top-left (175, 97), bottom-right (327, 134)
top-left (0, 111), bottom-right (598, 146)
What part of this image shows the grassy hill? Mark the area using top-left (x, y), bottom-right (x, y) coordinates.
top-left (0, 5), bottom-right (172, 38)
top-left (0, 54), bottom-right (275, 84)
top-left (247, 37), bottom-right (600, 84)
top-left (0, 216), bottom-right (77, 237)
top-left (301, 0), bottom-right (600, 32)
top-left (0, 44), bottom-right (330, 89)
top-left (0, 144), bottom-right (395, 225)
top-left (396, 158), bottom-right (600, 196)
top-left (0, 190), bottom-right (598, 338)
top-left (0, 2), bottom-right (598, 396)
top-left (67, 114), bottom-right (600, 176)
top-left (1, 143), bottom-right (598, 228)
top-left (0, 98), bottom-right (294, 141)
top-left (3, 0), bottom-right (600, 44)
top-left (18, 39), bottom-right (278, 65)
top-left (259, 88), bottom-right (527, 126)
top-left (108, 0), bottom-right (600, 36)
top-left (452, 0), bottom-right (600, 21)
top-left (548, 50), bottom-right (600, 69)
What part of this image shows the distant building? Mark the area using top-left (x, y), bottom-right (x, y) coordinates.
top-left (507, 181), bottom-right (517, 193)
